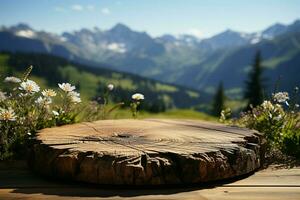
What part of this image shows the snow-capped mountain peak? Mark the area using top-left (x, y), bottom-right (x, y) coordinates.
top-left (15, 29), bottom-right (36, 38)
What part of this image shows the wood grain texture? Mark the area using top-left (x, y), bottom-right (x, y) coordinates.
top-left (30, 119), bottom-right (266, 185)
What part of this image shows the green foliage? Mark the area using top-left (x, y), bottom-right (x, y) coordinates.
top-left (0, 68), bottom-right (81, 160)
top-left (244, 51), bottom-right (265, 108)
top-left (281, 129), bottom-right (300, 158)
top-left (219, 108), bottom-right (232, 124)
top-left (130, 102), bottom-right (139, 119)
top-left (224, 89), bottom-right (300, 158)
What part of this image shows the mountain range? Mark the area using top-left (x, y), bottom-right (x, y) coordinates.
top-left (1, 19), bottom-right (300, 98)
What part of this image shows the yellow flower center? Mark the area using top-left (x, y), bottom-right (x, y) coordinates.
top-left (26, 85), bottom-right (34, 92)
top-left (2, 112), bottom-right (13, 120)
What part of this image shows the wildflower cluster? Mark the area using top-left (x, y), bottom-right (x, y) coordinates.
top-left (0, 66), bottom-right (146, 160)
top-left (224, 89), bottom-right (300, 158)
top-left (0, 68), bottom-right (81, 160)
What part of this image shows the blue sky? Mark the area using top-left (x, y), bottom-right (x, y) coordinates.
top-left (0, 0), bottom-right (299, 38)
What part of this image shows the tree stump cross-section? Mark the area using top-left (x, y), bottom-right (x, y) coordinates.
top-left (30, 119), bottom-right (266, 185)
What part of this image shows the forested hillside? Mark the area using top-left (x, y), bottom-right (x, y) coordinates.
top-left (0, 52), bottom-right (206, 112)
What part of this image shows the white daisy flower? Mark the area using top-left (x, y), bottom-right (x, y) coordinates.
top-left (68, 91), bottom-right (81, 103)
top-left (19, 79), bottom-right (40, 94)
top-left (273, 92), bottom-right (289, 103)
top-left (70, 96), bottom-right (81, 103)
top-left (67, 91), bottom-right (81, 103)
top-left (4, 76), bottom-right (21, 83)
top-left (42, 89), bottom-right (57, 97)
top-left (68, 91), bottom-right (80, 97)
top-left (107, 84), bottom-right (114, 91)
top-left (0, 107), bottom-right (17, 121)
top-left (58, 83), bottom-right (76, 92)
top-left (132, 93), bottom-right (145, 101)
top-left (35, 96), bottom-right (52, 106)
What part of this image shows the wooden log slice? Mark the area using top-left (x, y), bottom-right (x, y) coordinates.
top-left (30, 119), bottom-right (266, 185)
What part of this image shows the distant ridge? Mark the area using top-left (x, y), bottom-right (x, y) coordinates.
top-left (0, 19), bottom-right (300, 97)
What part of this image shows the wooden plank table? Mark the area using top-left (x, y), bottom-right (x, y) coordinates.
top-left (0, 165), bottom-right (299, 200)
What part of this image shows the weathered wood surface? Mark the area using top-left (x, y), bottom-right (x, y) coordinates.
top-left (30, 119), bottom-right (265, 185)
top-left (1, 166), bottom-right (299, 200)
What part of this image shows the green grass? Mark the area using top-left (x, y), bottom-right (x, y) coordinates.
top-left (154, 83), bottom-right (178, 92)
top-left (225, 87), bottom-right (243, 99)
top-left (225, 99), bottom-right (247, 114)
top-left (109, 108), bottom-right (217, 121)
top-left (262, 50), bottom-right (299, 69)
top-left (186, 90), bottom-right (200, 98)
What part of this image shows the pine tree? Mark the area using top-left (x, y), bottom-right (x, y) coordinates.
top-left (244, 51), bottom-right (264, 109)
top-left (212, 82), bottom-right (225, 116)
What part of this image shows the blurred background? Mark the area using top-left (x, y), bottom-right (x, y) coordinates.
top-left (0, 0), bottom-right (300, 118)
